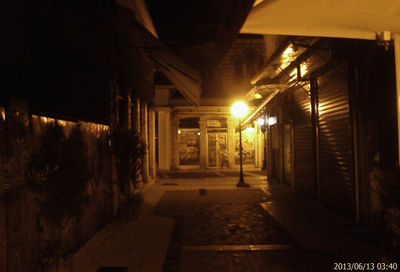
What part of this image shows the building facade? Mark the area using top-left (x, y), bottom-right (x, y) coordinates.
top-left (153, 35), bottom-right (268, 171)
top-left (155, 103), bottom-right (263, 171)
top-left (243, 36), bottom-right (399, 225)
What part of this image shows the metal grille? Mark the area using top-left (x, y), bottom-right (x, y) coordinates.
top-left (317, 69), bottom-right (354, 212)
top-left (293, 87), bottom-right (315, 197)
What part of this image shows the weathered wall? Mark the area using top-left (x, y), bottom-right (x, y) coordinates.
top-left (0, 98), bottom-right (114, 271)
top-left (202, 35), bottom-right (267, 100)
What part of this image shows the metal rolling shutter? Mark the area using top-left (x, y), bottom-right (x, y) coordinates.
top-left (293, 87), bottom-right (315, 197)
top-left (317, 69), bottom-right (354, 212)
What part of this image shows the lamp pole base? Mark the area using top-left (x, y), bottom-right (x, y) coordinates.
top-left (236, 175), bottom-right (250, 187)
top-left (236, 182), bottom-right (250, 188)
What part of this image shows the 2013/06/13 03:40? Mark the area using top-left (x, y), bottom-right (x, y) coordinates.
top-left (334, 262), bottom-right (398, 271)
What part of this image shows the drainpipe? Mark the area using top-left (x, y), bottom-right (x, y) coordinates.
top-left (310, 78), bottom-right (320, 199)
top-left (349, 62), bottom-right (361, 224)
top-left (393, 34), bottom-right (400, 166)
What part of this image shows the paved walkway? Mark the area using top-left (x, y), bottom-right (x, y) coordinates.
top-left (71, 170), bottom-right (387, 272)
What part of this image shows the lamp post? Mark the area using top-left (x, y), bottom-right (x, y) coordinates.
top-left (231, 101), bottom-right (249, 187)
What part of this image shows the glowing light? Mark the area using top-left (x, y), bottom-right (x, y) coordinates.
top-left (308, 104), bottom-right (324, 113)
top-left (32, 114), bottom-right (109, 137)
top-left (197, 132), bottom-right (200, 136)
top-left (231, 101), bottom-right (248, 118)
top-left (244, 127), bottom-right (255, 133)
top-left (289, 62), bottom-right (308, 81)
top-left (57, 120), bottom-right (66, 126)
top-left (282, 45), bottom-right (295, 64)
top-left (289, 68), bottom-right (297, 82)
top-left (254, 93), bottom-right (262, 99)
top-left (40, 116), bottom-right (55, 124)
top-left (268, 117), bottom-right (277, 126)
top-left (178, 130), bottom-right (181, 134)
top-left (257, 117), bottom-right (265, 126)
top-left (0, 107), bottom-right (5, 121)
top-left (300, 62), bottom-right (308, 77)
top-left (304, 83), bottom-right (311, 92)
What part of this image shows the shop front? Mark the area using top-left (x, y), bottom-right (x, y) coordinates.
top-left (157, 106), bottom-right (263, 170)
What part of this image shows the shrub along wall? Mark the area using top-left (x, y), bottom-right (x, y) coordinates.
top-left (1, 106), bottom-right (114, 271)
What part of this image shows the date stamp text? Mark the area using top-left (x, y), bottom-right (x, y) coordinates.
top-left (334, 262), bottom-right (398, 271)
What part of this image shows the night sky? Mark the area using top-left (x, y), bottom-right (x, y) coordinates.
top-left (146, 0), bottom-right (255, 99)
top-left (1, 0), bottom-right (254, 122)
top-left (146, 0), bottom-right (254, 58)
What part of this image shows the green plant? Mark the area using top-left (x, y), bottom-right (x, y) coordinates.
top-left (27, 122), bottom-right (90, 227)
top-left (0, 115), bottom-right (28, 182)
top-left (112, 127), bottom-right (145, 192)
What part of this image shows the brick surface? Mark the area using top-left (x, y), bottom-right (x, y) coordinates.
top-left (153, 189), bottom-right (330, 271)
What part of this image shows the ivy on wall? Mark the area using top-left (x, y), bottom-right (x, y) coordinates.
top-left (27, 122), bottom-right (90, 227)
top-left (112, 127), bottom-right (145, 192)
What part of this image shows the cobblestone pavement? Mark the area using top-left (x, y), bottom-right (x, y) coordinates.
top-left (152, 189), bottom-right (332, 272)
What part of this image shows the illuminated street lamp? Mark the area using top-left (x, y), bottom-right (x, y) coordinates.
top-left (257, 116), bottom-right (267, 132)
top-left (231, 101), bottom-right (249, 187)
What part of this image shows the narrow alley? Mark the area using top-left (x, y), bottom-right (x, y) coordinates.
top-left (3, 1), bottom-right (400, 271)
top-left (72, 170), bottom-right (385, 272)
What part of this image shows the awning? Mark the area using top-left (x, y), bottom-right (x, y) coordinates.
top-left (240, 0), bottom-right (400, 164)
top-left (239, 84), bottom-right (286, 130)
top-left (150, 49), bottom-right (202, 106)
top-left (115, 0), bottom-right (159, 38)
top-left (238, 37), bottom-right (323, 130)
top-left (138, 25), bottom-right (202, 106)
top-left (117, 6), bottom-right (202, 106)
top-left (240, 0), bottom-right (400, 40)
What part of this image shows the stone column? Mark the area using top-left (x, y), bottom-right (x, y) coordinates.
top-left (127, 93), bottom-right (132, 130)
top-left (134, 99), bottom-right (141, 133)
top-left (171, 113), bottom-right (179, 169)
top-left (199, 117), bottom-right (207, 169)
top-left (227, 118), bottom-right (236, 168)
top-left (148, 107), bottom-right (156, 179)
top-left (141, 102), bottom-right (149, 183)
top-left (157, 108), bottom-right (171, 171)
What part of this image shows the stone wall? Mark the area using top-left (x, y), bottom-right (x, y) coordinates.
top-left (0, 99), bottom-right (114, 271)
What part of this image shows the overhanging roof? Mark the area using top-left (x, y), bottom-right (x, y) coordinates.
top-left (239, 0), bottom-right (400, 166)
top-left (137, 22), bottom-right (202, 106)
top-left (151, 49), bottom-right (202, 106)
top-left (238, 38), bottom-right (329, 130)
top-left (241, 0), bottom-right (400, 40)
top-left (239, 84), bottom-right (284, 130)
top-left (118, 8), bottom-right (202, 106)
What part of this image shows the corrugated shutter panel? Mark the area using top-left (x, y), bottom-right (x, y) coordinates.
top-left (293, 87), bottom-right (315, 197)
top-left (318, 69), bottom-right (354, 212)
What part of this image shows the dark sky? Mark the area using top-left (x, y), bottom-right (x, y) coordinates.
top-left (1, 1), bottom-right (113, 123)
top-left (1, 0), bottom-right (254, 120)
top-left (145, 0), bottom-right (221, 47)
top-left (145, 0), bottom-right (255, 71)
